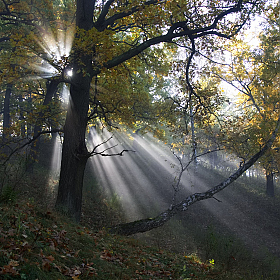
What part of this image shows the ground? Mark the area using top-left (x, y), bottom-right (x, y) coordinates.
top-left (38, 133), bottom-right (280, 276)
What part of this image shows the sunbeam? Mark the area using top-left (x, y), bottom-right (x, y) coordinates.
top-left (50, 135), bottom-right (62, 177)
top-left (61, 83), bottom-right (70, 104)
top-left (31, 21), bottom-right (75, 79)
top-left (48, 134), bottom-right (62, 189)
top-left (88, 128), bottom-right (196, 221)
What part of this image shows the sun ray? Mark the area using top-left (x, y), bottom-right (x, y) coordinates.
top-left (28, 19), bottom-right (75, 80)
top-left (87, 128), bottom-right (196, 220)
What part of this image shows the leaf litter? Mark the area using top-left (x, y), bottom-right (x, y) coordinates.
top-left (0, 202), bottom-right (216, 279)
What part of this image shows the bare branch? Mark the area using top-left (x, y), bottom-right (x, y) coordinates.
top-left (94, 0), bottom-right (159, 31)
top-left (1, 129), bottom-right (63, 165)
top-left (100, 0), bottom-right (250, 73)
top-left (170, 147), bottom-right (223, 206)
top-left (88, 135), bottom-right (135, 157)
top-left (94, 149), bottom-right (136, 157)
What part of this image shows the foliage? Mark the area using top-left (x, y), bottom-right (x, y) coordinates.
top-left (207, 6), bottom-right (280, 177)
top-left (0, 185), bottom-right (16, 203)
top-left (0, 183), bottom-right (279, 279)
top-left (0, 0), bottom-right (265, 135)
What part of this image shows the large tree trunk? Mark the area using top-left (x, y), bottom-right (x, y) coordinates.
top-left (55, 0), bottom-right (94, 222)
top-left (55, 73), bottom-right (91, 222)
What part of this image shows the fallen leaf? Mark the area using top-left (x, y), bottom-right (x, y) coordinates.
top-left (42, 261), bottom-right (51, 271)
top-left (46, 255), bottom-right (55, 262)
top-left (9, 260), bottom-right (19, 267)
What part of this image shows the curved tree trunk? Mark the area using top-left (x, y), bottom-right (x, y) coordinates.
top-left (110, 116), bottom-right (280, 235)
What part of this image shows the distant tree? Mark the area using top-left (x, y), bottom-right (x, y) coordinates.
top-left (211, 5), bottom-right (280, 197)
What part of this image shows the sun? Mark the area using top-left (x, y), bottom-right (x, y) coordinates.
top-left (66, 68), bottom-right (73, 77)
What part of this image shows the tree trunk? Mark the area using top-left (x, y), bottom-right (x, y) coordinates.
top-left (27, 79), bottom-right (60, 172)
top-left (55, 0), bottom-right (94, 222)
top-left (55, 73), bottom-right (91, 222)
top-left (26, 93), bottom-right (32, 138)
top-left (190, 98), bottom-right (197, 165)
top-left (2, 84), bottom-right (12, 142)
top-left (266, 170), bottom-right (274, 197)
top-left (34, 81), bottom-right (59, 137)
top-left (18, 95), bottom-right (26, 138)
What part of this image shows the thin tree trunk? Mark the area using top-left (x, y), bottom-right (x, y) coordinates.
top-left (26, 93), bottom-right (32, 138)
top-left (18, 95), bottom-right (26, 138)
top-left (189, 98), bottom-right (197, 164)
top-left (2, 84), bottom-right (12, 142)
top-left (31, 80), bottom-right (60, 152)
top-left (266, 170), bottom-right (274, 197)
top-left (27, 79), bottom-right (60, 172)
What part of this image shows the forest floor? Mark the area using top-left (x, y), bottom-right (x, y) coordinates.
top-left (2, 137), bottom-right (280, 279)
top-left (193, 169), bottom-right (280, 259)
top-left (130, 166), bottom-right (280, 278)
top-left (1, 165), bottom-right (279, 279)
top-left (179, 166), bottom-right (280, 257)
top-left (89, 137), bottom-right (280, 265)
top-left (0, 201), bottom-right (218, 279)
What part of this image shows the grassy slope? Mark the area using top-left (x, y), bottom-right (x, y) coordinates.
top-left (0, 202), bottom-right (216, 280)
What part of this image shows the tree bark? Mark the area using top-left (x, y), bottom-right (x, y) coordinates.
top-left (55, 70), bottom-right (92, 221)
top-left (18, 95), bottom-right (26, 138)
top-left (55, 0), bottom-right (94, 222)
top-left (33, 80), bottom-right (59, 137)
top-left (266, 169), bottom-right (274, 197)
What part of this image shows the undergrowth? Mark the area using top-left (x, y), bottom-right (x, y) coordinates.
top-left (0, 202), bottom-right (217, 279)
